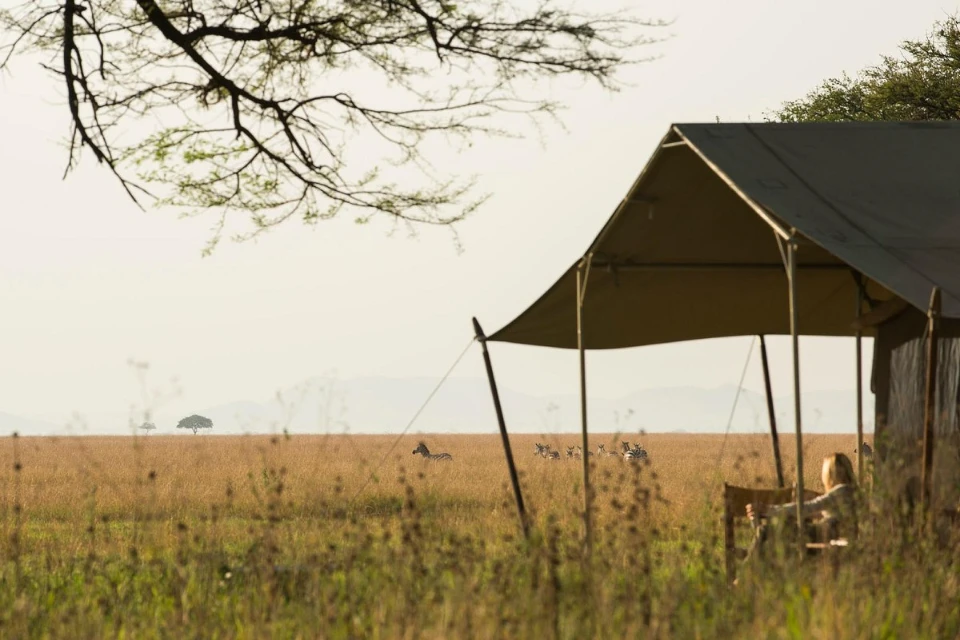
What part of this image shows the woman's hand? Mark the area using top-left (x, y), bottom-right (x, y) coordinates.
top-left (746, 503), bottom-right (764, 522)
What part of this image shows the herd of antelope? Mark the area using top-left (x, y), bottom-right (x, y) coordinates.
top-left (535, 441), bottom-right (648, 461)
top-left (414, 439), bottom-right (867, 465)
top-left (411, 440), bottom-right (650, 463)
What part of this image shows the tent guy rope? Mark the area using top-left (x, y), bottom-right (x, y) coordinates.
top-left (714, 336), bottom-right (758, 473)
top-left (350, 336), bottom-right (476, 502)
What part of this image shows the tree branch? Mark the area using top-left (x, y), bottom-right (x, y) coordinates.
top-left (1, 0), bottom-right (666, 250)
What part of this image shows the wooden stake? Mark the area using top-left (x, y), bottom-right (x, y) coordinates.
top-left (855, 284), bottom-right (865, 481)
top-left (473, 317), bottom-right (529, 540)
top-left (759, 335), bottom-right (785, 488)
top-left (921, 287), bottom-right (941, 513)
top-left (576, 266), bottom-right (593, 554)
top-left (787, 240), bottom-right (805, 548)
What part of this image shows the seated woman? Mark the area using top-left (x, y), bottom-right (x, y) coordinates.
top-left (746, 453), bottom-right (859, 557)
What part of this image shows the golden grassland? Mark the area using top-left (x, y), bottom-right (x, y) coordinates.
top-left (1, 432), bottom-right (854, 541)
top-left (0, 431), bottom-right (956, 639)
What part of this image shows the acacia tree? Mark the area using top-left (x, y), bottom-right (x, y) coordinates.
top-left (0, 1), bottom-right (664, 251)
top-left (177, 414), bottom-right (213, 434)
top-left (769, 16), bottom-right (960, 122)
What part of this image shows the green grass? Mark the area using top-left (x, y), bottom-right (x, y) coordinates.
top-left (0, 433), bottom-right (956, 638)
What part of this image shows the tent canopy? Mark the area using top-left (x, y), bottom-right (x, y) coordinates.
top-left (489, 122), bottom-right (960, 350)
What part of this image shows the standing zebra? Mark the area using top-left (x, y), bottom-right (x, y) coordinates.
top-left (412, 442), bottom-right (453, 461)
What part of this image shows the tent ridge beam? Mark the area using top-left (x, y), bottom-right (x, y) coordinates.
top-left (672, 127), bottom-right (791, 240)
top-left (586, 127), bottom-right (683, 254)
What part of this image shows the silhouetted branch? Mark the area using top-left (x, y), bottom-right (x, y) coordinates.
top-left (1, 0), bottom-right (666, 248)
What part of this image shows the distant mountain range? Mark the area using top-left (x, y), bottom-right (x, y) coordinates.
top-left (0, 411), bottom-right (68, 436)
top-left (4, 376), bottom-right (874, 437)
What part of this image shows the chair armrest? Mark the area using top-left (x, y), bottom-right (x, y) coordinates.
top-left (805, 539), bottom-right (849, 551)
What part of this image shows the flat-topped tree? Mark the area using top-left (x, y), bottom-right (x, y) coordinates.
top-left (139, 422), bottom-right (157, 434)
top-left (177, 414), bottom-right (213, 435)
top-left (0, 0), bottom-right (665, 253)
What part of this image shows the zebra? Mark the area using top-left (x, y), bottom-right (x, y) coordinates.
top-left (855, 442), bottom-right (873, 459)
top-left (597, 443), bottom-right (620, 457)
top-left (412, 442), bottom-right (453, 461)
top-left (535, 443), bottom-right (560, 459)
top-left (623, 441), bottom-right (648, 460)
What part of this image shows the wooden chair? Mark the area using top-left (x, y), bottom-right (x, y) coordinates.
top-left (723, 483), bottom-right (821, 584)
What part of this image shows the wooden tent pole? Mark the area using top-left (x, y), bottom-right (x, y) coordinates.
top-left (921, 287), bottom-right (941, 513)
top-left (472, 317), bottom-right (529, 540)
top-left (759, 335), bottom-right (785, 488)
top-left (855, 284), bottom-right (865, 481)
top-left (576, 266), bottom-right (593, 554)
top-left (787, 240), bottom-right (805, 546)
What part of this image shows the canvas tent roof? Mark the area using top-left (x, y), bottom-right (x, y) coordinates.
top-left (489, 122), bottom-right (960, 350)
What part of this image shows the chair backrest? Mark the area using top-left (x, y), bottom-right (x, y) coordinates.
top-left (723, 483), bottom-right (821, 583)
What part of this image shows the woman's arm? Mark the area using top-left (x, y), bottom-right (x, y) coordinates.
top-left (765, 485), bottom-right (851, 519)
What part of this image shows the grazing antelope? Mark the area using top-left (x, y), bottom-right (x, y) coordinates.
top-left (566, 446), bottom-right (578, 459)
top-left (535, 443), bottom-right (560, 459)
top-left (597, 443), bottom-right (620, 457)
top-left (855, 442), bottom-right (873, 458)
top-left (576, 445), bottom-right (594, 458)
top-left (412, 442), bottom-right (453, 461)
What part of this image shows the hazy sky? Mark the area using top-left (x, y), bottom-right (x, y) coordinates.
top-left (0, 0), bottom-right (954, 429)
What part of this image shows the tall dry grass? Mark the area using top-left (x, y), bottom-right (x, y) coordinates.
top-left (0, 432), bottom-right (956, 638)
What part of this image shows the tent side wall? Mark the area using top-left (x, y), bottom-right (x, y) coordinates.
top-left (873, 308), bottom-right (960, 506)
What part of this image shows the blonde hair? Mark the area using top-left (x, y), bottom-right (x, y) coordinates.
top-left (821, 453), bottom-right (856, 490)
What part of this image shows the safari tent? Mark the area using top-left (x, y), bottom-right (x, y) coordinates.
top-left (477, 121), bottom-right (960, 533)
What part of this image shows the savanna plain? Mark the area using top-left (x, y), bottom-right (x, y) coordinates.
top-left (0, 432), bottom-right (957, 639)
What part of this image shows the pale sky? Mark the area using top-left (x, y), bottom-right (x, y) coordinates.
top-left (0, 0), bottom-right (955, 430)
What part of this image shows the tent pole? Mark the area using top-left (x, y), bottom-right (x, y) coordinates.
top-left (472, 317), bottom-right (529, 541)
top-left (759, 335), bottom-right (785, 488)
top-left (787, 239), bottom-right (805, 546)
top-left (576, 266), bottom-right (592, 554)
top-left (921, 287), bottom-right (941, 515)
top-left (855, 284), bottom-right (865, 481)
